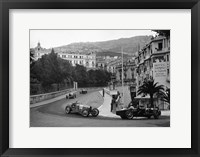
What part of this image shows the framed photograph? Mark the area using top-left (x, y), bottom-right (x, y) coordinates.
top-left (0, 0), bottom-right (199, 157)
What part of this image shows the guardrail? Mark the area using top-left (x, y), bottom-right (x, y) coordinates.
top-left (30, 87), bottom-right (105, 104)
top-left (30, 88), bottom-right (73, 104)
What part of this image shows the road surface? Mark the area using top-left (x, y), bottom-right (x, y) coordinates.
top-left (30, 88), bottom-right (170, 127)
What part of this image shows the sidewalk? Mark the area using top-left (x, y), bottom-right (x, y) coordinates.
top-left (98, 91), bottom-right (120, 118)
top-left (30, 94), bottom-right (66, 108)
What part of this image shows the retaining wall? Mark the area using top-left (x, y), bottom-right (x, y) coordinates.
top-left (30, 88), bottom-right (72, 104)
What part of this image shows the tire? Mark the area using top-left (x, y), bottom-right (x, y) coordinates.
top-left (154, 115), bottom-right (159, 119)
top-left (154, 111), bottom-right (160, 119)
top-left (65, 106), bottom-right (71, 114)
top-left (125, 110), bottom-right (134, 120)
top-left (91, 108), bottom-right (99, 117)
top-left (82, 109), bottom-right (89, 117)
top-left (120, 115), bottom-right (127, 119)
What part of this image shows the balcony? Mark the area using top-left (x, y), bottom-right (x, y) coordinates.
top-left (153, 47), bottom-right (170, 54)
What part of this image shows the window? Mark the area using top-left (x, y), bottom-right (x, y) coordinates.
top-left (62, 55), bottom-right (66, 58)
top-left (158, 42), bottom-right (163, 50)
top-left (167, 54), bottom-right (169, 61)
top-left (92, 61), bottom-right (95, 67)
top-left (167, 69), bottom-right (170, 75)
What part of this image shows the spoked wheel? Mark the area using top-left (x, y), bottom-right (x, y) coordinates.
top-left (65, 106), bottom-right (71, 114)
top-left (120, 115), bottom-right (128, 119)
top-left (154, 114), bottom-right (159, 119)
top-left (82, 109), bottom-right (89, 117)
top-left (125, 110), bottom-right (134, 120)
top-left (154, 112), bottom-right (159, 119)
top-left (91, 108), bottom-right (99, 117)
top-left (147, 116), bottom-right (151, 119)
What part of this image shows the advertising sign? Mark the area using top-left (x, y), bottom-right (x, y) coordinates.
top-left (153, 62), bottom-right (167, 85)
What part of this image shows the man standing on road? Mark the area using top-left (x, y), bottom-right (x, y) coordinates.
top-left (111, 95), bottom-right (115, 112)
top-left (102, 88), bottom-right (105, 97)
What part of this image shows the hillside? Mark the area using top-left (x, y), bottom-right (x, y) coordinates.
top-left (53, 35), bottom-right (152, 57)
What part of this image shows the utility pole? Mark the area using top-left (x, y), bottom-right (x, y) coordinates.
top-left (121, 47), bottom-right (124, 104)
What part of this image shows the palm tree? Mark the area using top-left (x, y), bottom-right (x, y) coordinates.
top-left (161, 88), bottom-right (170, 104)
top-left (137, 79), bottom-right (165, 108)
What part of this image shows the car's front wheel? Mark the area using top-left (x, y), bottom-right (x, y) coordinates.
top-left (91, 108), bottom-right (99, 117)
top-left (65, 106), bottom-right (71, 114)
top-left (82, 109), bottom-right (89, 117)
top-left (125, 109), bottom-right (134, 120)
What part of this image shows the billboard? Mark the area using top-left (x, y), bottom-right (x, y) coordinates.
top-left (153, 62), bottom-right (167, 86)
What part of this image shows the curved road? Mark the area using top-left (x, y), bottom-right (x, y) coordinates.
top-left (30, 89), bottom-right (170, 127)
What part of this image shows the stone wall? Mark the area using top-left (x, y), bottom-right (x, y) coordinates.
top-left (30, 88), bottom-right (72, 104)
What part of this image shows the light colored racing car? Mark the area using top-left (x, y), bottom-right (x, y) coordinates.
top-left (65, 101), bottom-right (99, 117)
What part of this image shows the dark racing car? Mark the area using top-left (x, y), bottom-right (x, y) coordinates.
top-left (66, 91), bottom-right (76, 99)
top-left (80, 88), bottom-right (87, 94)
top-left (65, 101), bottom-right (99, 117)
top-left (116, 103), bottom-right (161, 120)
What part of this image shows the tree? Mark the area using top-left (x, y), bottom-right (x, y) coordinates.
top-left (30, 48), bottom-right (74, 91)
top-left (161, 88), bottom-right (170, 104)
top-left (137, 79), bottom-right (165, 108)
top-left (152, 30), bottom-right (170, 38)
top-left (30, 48), bottom-right (35, 64)
top-left (73, 64), bottom-right (88, 87)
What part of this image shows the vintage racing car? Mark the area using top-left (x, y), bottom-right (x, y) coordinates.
top-left (66, 91), bottom-right (76, 99)
top-left (80, 88), bottom-right (87, 94)
top-left (116, 103), bottom-right (161, 120)
top-left (65, 101), bottom-right (99, 117)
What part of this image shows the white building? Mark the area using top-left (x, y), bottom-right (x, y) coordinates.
top-left (135, 34), bottom-right (170, 110)
top-left (32, 42), bottom-right (96, 69)
top-left (58, 53), bottom-right (96, 69)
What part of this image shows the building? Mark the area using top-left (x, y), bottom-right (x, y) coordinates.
top-left (33, 42), bottom-right (51, 60)
top-left (134, 34), bottom-right (170, 110)
top-left (58, 52), bottom-right (96, 69)
top-left (96, 57), bottom-right (107, 70)
top-left (32, 42), bottom-right (96, 69)
top-left (106, 58), bottom-right (122, 74)
top-left (115, 58), bottom-right (136, 85)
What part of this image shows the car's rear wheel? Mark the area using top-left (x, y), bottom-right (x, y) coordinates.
top-left (120, 115), bottom-right (127, 119)
top-left (154, 112), bottom-right (159, 119)
top-left (125, 110), bottom-right (134, 120)
top-left (147, 116), bottom-right (151, 119)
top-left (65, 106), bottom-right (71, 114)
top-left (154, 115), bottom-right (159, 119)
top-left (91, 108), bottom-right (99, 117)
top-left (82, 109), bottom-right (89, 117)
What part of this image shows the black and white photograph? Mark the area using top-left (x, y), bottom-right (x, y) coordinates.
top-left (30, 30), bottom-right (170, 127)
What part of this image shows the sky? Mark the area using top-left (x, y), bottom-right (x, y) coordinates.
top-left (30, 30), bottom-right (157, 49)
